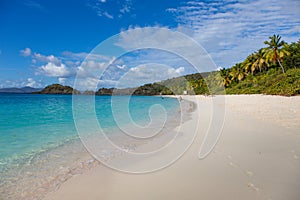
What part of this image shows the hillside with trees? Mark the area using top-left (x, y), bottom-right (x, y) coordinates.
top-left (37, 84), bottom-right (80, 94)
top-left (35, 35), bottom-right (299, 96)
top-left (133, 35), bottom-right (300, 96)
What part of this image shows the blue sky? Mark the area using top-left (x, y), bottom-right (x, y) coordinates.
top-left (0, 0), bottom-right (299, 89)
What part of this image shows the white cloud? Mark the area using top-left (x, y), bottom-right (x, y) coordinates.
top-left (37, 62), bottom-right (71, 77)
top-left (25, 77), bottom-right (42, 88)
top-left (62, 51), bottom-right (112, 62)
top-left (75, 77), bottom-right (100, 91)
top-left (115, 64), bottom-right (126, 69)
top-left (33, 53), bottom-right (61, 65)
top-left (115, 27), bottom-right (216, 72)
top-left (20, 48), bottom-right (119, 88)
top-left (58, 77), bottom-right (66, 84)
top-left (77, 60), bottom-right (107, 78)
top-left (0, 78), bottom-right (43, 88)
top-left (103, 11), bottom-right (114, 19)
top-left (115, 64), bottom-right (185, 88)
top-left (174, 66), bottom-right (184, 74)
top-left (61, 51), bottom-right (88, 60)
top-left (26, 78), bottom-right (36, 87)
top-left (20, 48), bottom-right (32, 57)
top-left (74, 58), bottom-right (116, 90)
top-left (88, 0), bottom-right (133, 19)
top-left (216, 66), bottom-right (223, 71)
top-left (167, 0), bottom-right (300, 67)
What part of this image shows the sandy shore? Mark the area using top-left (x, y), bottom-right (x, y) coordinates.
top-left (44, 95), bottom-right (300, 200)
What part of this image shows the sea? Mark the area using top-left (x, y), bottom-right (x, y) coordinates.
top-left (0, 94), bottom-right (182, 200)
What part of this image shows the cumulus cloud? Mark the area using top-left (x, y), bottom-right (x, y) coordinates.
top-left (115, 64), bottom-right (185, 88)
top-left (33, 53), bottom-right (61, 65)
top-left (58, 77), bottom-right (66, 84)
top-left (75, 77), bottom-right (100, 91)
top-left (116, 27), bottom-right (216, 72)
top-left (25, 77), bottom-right (43, 88)
top-left (74, 58), bottom-right (117, 90)
top-left (20, 48), bottom-right (32, 57)
top-left (26, 78), bottom-right (36, 87)
top-left (36, 62), bottom-right (71, 77)
top-left (77, 60), bottom-right (107, 78)
top-left (20, 48), bottom-right (119, 88)
top-left (22, 50), bottom-right (81, 80)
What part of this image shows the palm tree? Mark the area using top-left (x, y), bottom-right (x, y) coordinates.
top-left (230, 63), bottom-right (245, 82)
top-left (252, 49), bottom-right (269, 73)
top-left (242, 53), bottom-right (256, 74)
top-left (220, 68), bottom-right (232, 87)
top-left (264, 34), bottom-right (289, 73)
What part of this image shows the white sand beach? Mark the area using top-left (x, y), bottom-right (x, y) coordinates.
top-left (44, 95), bottom-right (300, 200)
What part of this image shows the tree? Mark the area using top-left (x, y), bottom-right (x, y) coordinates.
top-left (242, 53), bottom-right (256, 74)
top-left (282, 42), bottom-right (300, 69)
top-left (230, 63), bottom-right (245, 82)
top-left (220, 68), bottom-right (232, 87)
top-left (252, 49), bottom-right (269, 73)
top-left (264, 34), bottom-right (289, 73)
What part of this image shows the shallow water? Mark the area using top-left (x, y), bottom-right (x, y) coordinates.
top-left (0, 94), bottom-right (182, 200)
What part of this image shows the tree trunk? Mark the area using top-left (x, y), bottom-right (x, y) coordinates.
top-left (277, 58), bottom-right (285, 73)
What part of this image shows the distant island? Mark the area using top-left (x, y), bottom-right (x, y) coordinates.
top-left (35, 84), bottom-right (81, 95)
top-left (0, 86), bottom-right (42, 93)
top-left (1, 35), bottom-right (299, 96)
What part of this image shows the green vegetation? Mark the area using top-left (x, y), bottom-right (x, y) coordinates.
top-left (213, 35), bottom-right (300, 96)
top-left (37, 36), bottom-right (300, 96)
top-left (226, 68), bottom-right (300, 96)
top-left (37, 84), bottom-right (80, 94)
top-left (141, 35), bottom-right (300, 96)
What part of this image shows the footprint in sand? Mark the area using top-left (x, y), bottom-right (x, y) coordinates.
top-left (290, 150), bottom-right (299, 159)
top-left (226, 155), bottom-right (239, 168)
top-left (246, 170), bottom-right (254, 177)
top-left (228, 162), bottom-right (238, 168)
top-left (247, 182), bottom-right (259, 192)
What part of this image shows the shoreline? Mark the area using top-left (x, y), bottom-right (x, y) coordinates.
top-left (1, 96), bottom-right (191, 200)
top-left (44, 94), bottom-right (300, 200)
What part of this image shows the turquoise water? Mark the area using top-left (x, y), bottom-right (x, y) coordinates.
top-left (0, 94), bottom-right (180, 199)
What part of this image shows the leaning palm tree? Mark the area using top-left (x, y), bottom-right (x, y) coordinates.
top-left (264, 34), bottom-right (289, 73)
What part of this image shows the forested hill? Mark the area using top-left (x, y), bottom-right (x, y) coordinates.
top-left (130, 35), bottom-right (300, 96)
top-left (35, 84), bottom-right (80, 94)
top-left (35, 35), bottom-right (300, 96)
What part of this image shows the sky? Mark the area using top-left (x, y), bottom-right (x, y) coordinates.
top-left (0, 0), bottom-right (299, 89)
